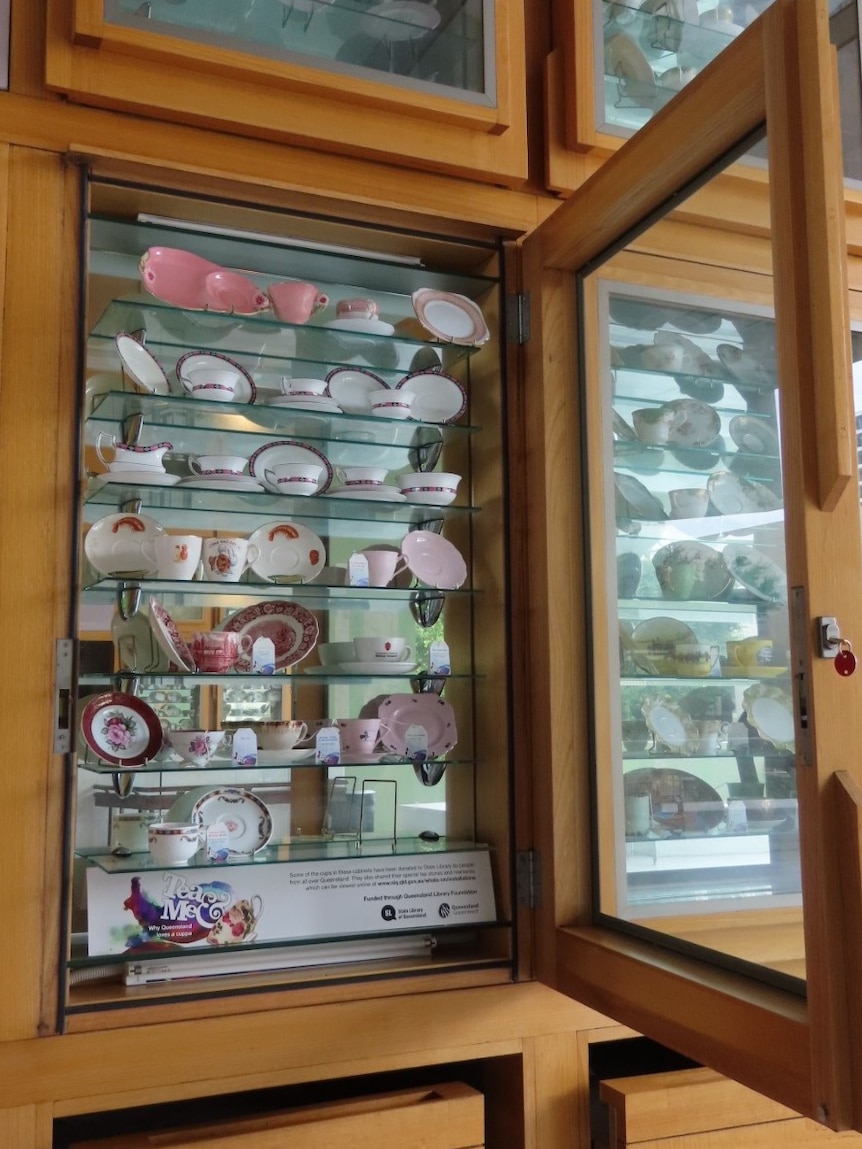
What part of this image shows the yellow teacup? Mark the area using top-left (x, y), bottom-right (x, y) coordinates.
top-left (728, 638), bottom-right (773, 669)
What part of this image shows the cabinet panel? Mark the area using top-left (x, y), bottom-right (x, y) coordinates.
top-left (44, 0), bottom-right (528, 185)
top-left (65, 177), bottom-right (514, 1012)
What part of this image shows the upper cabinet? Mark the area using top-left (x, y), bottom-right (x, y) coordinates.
top-left (523, 0), bottom-right (862, 1132)
top-left (43, 0), bottom-right (528, 185)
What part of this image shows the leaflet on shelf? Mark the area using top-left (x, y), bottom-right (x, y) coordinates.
top-left (86, 849), bottom-right (497, 956)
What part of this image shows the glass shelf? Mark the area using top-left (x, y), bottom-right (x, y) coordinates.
top-left (82, 576), bottom-right (475, 608)
top-left (89, 295), bottom-right (486, 377)
top-left (618, 596), bottom-right (780, 614)
top-left (77, 754), bottom-right (473, 775)
top-left (79, 670), bottom-right (476, 688)
top-left (78, 835), bottom-right (490, 874)
top-left (86, 389), bottom-right (479, 447)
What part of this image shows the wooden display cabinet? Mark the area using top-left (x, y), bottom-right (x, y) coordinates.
top-left (43, 0), bottom-right (529, 186)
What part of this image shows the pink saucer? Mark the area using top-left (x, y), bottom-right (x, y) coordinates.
top-left (400, 531), bottom-right (467, 590)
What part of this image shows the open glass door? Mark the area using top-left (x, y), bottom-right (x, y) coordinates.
top-left (520, 0), bottom-right (862, 1127)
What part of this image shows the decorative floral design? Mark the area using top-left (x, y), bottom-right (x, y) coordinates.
top-left (101, 709), bottom-right (137, 753)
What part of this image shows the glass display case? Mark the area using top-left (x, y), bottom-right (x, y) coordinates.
top-left (600, 283), bottom-right (799, 952)
top-left (66, 182), bottom-right (513, 1010)
top-left (44, 0), bottom-right (528, 185)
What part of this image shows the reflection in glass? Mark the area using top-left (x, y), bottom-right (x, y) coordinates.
top-left (104, 0), bottom-right (492, 103)
top-left (586, 131), bottom-right (804, 986)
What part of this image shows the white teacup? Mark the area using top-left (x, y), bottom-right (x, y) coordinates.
top-left (279, 377), bottom-right (328, 396)
top-left (625, 794), bottom-right (652, 836)
top-left (183, 368), bottom-right (242, 402)
top-left (252, 720), bottom-right (309, 751)
top-left (669, 487), bottom-right (710, 519)
top-left (164, 729), bottom-right (226, 767)
top-left (353, 636), bottom-right (412, 662)
top-left (369, 389), bottom-right (414, 420)
top-left (397, 471), bottom-right (461, 506)
top-left (148, 822), bottom-right (201, 866)
top-left (358, 547), bottom-right (409, 587)
top-left (112, 812), bottom-right (154, 853)
top-left (316, 641), bottom-right (356, 666)
top-left (265, 463), bottom-right (323, 495)
top-left (336, 466), bottom-right (389, 488)
top-left (632, 407), bottom-right (684, 446)
top-left (153, 534), bottom-right (203, 580)
top-left (189, 454), bottom-right (248, 478)
top-left (202, 537), bottom-right (260, 582)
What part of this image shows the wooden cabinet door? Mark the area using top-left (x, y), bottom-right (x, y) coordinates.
top-left (44, 0), bottom-right (527, 186)
top-left (519, 0), bottom-right (862, 1130)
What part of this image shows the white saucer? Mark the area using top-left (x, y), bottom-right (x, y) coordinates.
top-left (323, 317), bottom-right (395, 336)
top-left (269, 396), bottom-right (342, 413)
top-left (178, 475), bottom-right (265, 492)
top-left (96, 470), bottom-right (182, 487)
top-left (326, 368), bottom-right (388, 414)
top-left (328, 485), bottom-right (407, 502)
top-left (337, 661), bottom-right (418, 674)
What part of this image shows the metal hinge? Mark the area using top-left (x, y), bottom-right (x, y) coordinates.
top-left (516, 849), bottom-right (542, 908)
top-left (53, 638), bottom-right (74, 754)
top-left (506, 293), bottom-right (530, 345)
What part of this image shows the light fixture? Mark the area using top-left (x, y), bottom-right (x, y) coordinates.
top-left (136, 214), bottom-right (425, 267)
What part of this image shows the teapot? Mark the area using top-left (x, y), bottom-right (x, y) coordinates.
top-left (97, 433), bottom-right (172, 472)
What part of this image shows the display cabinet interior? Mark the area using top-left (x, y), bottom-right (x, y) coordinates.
top-left (66, 178), bottom-right (514, 1015)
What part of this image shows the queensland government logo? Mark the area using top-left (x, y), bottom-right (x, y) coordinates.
top-left (438, 903), bottom-right (451, 919)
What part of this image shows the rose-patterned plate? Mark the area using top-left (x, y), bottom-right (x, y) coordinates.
top-left (80, 691), bottom-right (163, 767)
top-left (149, 597), bottom-right (196, 673)
top-left (217, 600), bottom-right (319, 671)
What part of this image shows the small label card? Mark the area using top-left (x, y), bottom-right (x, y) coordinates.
top-left (205, 823), bottom-right (231, 863)
top-left (252, 636), bottom-right (276, 675)
top-left (405, 723), bottom-right (429, 762)
top-left (348, 552), bottom-right (370, 587)
top-left (232, 727), bottom-right (258, 768)
top-left (315, 726), bottom-right (341, 765)
top-left (429, 640), bottom-right (451, 675)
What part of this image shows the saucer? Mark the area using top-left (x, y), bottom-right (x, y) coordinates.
top-left (96, 470), bottom-right (182, 487)
top-left (175, 351), bottom-right (257, 404)
top-left (269, 396), bottom-right (342, 413)
top-left (84, 511), bottom-right (165, 577)
top-left (400, 530), bottom-right (467, 589)
top-left (397, 369), bottom-right (467, 423)
top-left (247, 520), bottom-right (326, 583)
top-left (326, 368), bottom-right (388, 414)
top-left (328, 485), bottom-right (407, 502)
top-left (177, 475), bottom-right (265, 492)
top-left (323, 317), bottom-right (395, 335)
top-left (114, 333), bottom-right (171, 395)
top-left (337, 660), bottom-right (418, 675)
top-left (248, 440), bottom-right (333, 494)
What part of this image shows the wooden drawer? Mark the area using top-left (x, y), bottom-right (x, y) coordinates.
top-left (72, 1082), bottom-right (484, 1149)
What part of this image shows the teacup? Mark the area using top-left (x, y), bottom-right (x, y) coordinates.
top-left (190, 630), bottom-right (253, 672)
top-left (674, 641), bottom-right (720, 677)
top-left (397, 471), bottom-right (461, 506)
top-left (728, 637), bottom-right (774, 668)
top-left (335, 718), bottom-right (383, 756)
top-left (336, 297), bottom-right (378, 321)
top-left (148, 822), bottom-right (201, 867)
top-left (694, 719), bottom-right (729, 756)
top-left (369, 389), bottom-right (414, 420)
top-left (353, 636), bottom-right (412, 662)
top-left (357, 546), bottom-right (409, 587)
top-left (183, 368), bottom-right (243, 402)
top-left (268, 281), bottom-right (329, 324)
top-left (202, 537), bottom-right (260, 582)
top-left (265, 463), bottom-right (323, 496)
top-left (316, 641), bottom-right (356, 666)
top-left (632, 406), bottom-right (684, 446)
top-left (164, 729), bottom-right (226, 767)
top-left (624, 794), bottom-right (652, 835)
top-left (668, 487), bottom-right (710, 519)
top-left (153, 534), bottom-right (203, 580)
top-left (279, 376), bottom-right (328, 396)
top-left (336, 465), bottom-right (389, 488)
top-left (189, 454), bottom-right (248, 478)
top-left (252, 720), bottom-right (309, 751)
top-left (207, 896), bottom-right (263, 944)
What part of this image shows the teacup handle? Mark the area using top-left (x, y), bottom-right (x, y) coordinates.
top-left (294, 721), bottom-right (308, 743)
top-left (188, 456), bottom-right (203, 475)
top-left (312, 292), bottom-right (329, 314)
top-left (95, 431), bottom-right (117, 469)
top-left (264, 468), bottom-right (281, 492)
top-left (402, 646), bottom-right (413, 662)
top-left (243, 544), bottom-right (261, 570)
top-left (237, 634), bottom-right (254, 654)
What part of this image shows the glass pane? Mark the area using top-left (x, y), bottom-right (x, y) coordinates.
top-left (831, 0), bottom-right (862, 182)
top-left (586, 131), bottom-right (804, 985)
top-left (598, 0), bottom-right (777, 136)
top-left (104, 0), bottom-right (494, 104)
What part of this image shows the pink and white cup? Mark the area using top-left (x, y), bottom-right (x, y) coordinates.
top-left (202, 537), bottom-right (260, 582)
top-left (278, 376), bottom-right (329, 396)
top-left (369, 389), bottom-right (414, 420)
top-left (164, 729), bottom-right (226, 767)
top-left (358, 546), bottom-right (409, 587)
top-left (335, 718), bottom-right (383, 756)
top-left (183, 368), bottom-right (243, 402)
top-left (148, 822), bottom-right (201, 866)
top-left (336, 297), bottom-right (379, 321)
top-left (189, 454), bottom-right (249, 479)
top-left (268, 281), bottom-right (329, 325)
top-left (190, 630), bottom-right (253, 672)
top-left (265, 463), bottom-right (323, 496)
top-left (335, 465), bottom-right (389, 489)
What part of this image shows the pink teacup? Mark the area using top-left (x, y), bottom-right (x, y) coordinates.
top-left (268, 281), bottom-right (329, 325)
top-left (191, 631), bottom-right (252, 673)
top-left (336, 297), bottom-right (379, 321)
top-left (336, 718), bottom-right (382, 756)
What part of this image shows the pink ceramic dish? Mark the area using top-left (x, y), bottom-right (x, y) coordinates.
top-left (204, 270), bottom-right (270, 315)
top-left (139, 247), bottom-right (220, 310)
